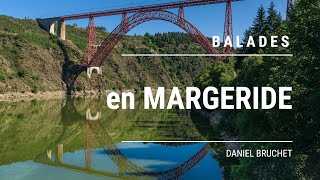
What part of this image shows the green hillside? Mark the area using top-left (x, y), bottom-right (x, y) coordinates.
top-left (0, 15), bottom-right (212, 94)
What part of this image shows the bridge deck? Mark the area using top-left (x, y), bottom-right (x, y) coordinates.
top-left (60, 0), bottom-right (240, 20)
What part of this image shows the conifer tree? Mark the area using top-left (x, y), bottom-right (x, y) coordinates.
top-left (252, 6), bottom-right (268, 38)
top-left (240, 6), bottom-right (267, 54)
top-left (266, 1), bottom-right (282, 33)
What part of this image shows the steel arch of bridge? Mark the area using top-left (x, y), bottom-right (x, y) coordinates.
top-left (88, 10), bottom-right (221, 67)
top-left (87, 120), bottom-right (212, 179)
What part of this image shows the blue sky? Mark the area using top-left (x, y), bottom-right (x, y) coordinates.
top-left (0, 0), bottom-right (288, 38)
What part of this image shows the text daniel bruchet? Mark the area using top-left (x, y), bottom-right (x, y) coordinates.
top-left (105, 35), bottom-right (293, 158)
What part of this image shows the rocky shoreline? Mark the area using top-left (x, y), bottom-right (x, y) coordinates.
top-left (0, 91), bottom-right (66, 102)
top-left (0, 89), bottom-right (140, 102)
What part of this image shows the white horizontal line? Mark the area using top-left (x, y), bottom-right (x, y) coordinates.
top-left (122, 54), bottom-right (293, 57)
top-left (122, 141), bottom-right (293, 143)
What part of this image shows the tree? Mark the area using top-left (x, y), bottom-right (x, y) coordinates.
top-left (266, 1), bottom-right (282, 33)
top-left (252, 6), bottom-right (268, 38)
top-left (96, 26), bottom-right (107, 32)
top-left (289, 0), bottom-right (320, 59)
top-left (196, 59), bottom-right (236, 89)
top-left (234, 0), bottom-right (320, 178)
top-left (240, 6), bottom-right (268, 54)
top-left (196, 0), bottom-right (320, 178)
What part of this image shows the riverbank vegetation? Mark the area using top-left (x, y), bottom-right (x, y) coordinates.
top-left (195, 0), bottom-right (319, 178)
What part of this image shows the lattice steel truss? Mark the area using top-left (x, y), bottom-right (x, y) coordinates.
top-left (89, 10), bottom-right (221, 67)
top-left (86, 17), bottom-right (97, 63)
top-left (223, 0), bottom-right (233, 54)
top-left (84, 123), bottom-right (93, 169)
top-left (61, 0), bottom-right (240, 20)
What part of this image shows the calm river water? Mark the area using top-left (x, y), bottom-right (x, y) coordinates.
top-left (0, 96), bottom-right (226, 180)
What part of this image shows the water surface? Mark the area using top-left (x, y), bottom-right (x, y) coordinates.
top-left (0, 96), bottom-right (225, 179)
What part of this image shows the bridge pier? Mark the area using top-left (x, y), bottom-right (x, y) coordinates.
top-left (121, 13), bottom-right (128, 32)
top-left (58, 20), bottom-right (66, 40)
top-left (86, 17), bottom-right (97, 63)
top-left (86, 109), bottom-right (101, 121)
top-left (85, 123), bottom-right (93, 170)
top-left (223, 0), bottom-right (234, 54)
top-left (37, 18), bottom-right (60, 35)
top-left (49, 22), bottom-right (55, 35)
top-left (58, 144), bottom-right (64, 163)
top-left (178, 6), bottom-right (184, 26)
top-left (87, 67), bottom-right (102, 78)
top-left (47, 149), bottom-right (52, 160)
top-left (37, 18), bottom-right (66, 40)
